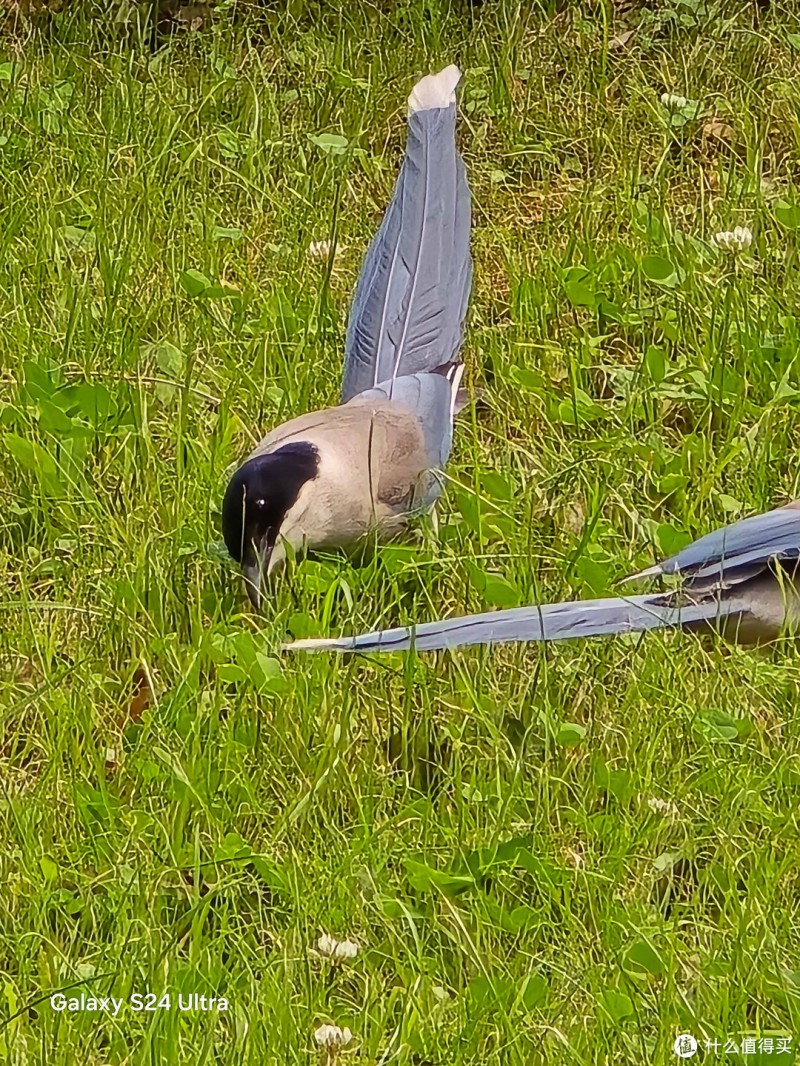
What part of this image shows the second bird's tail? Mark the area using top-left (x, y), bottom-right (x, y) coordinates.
top-left (285, 593), bottom-right (744, 654)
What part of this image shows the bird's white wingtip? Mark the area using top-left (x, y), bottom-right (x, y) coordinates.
top-left (408, 64), bottom-right (461, 114)
top-left (448, 362), bottom-right (466, 420)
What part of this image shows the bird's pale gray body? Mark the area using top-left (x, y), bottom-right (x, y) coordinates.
top-left (222, 65), bottom-right (472, 604)
top-left (247, 372), bottom-right (457, 571)
top-left (286, 501), bottom-right (800, 653)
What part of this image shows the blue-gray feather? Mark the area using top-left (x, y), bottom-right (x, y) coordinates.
top-left (287, 594), bottom-right (742, 654)
top-left (658, 506), bottom-right (800, 580)
top-left (342, 103), bottom-right (471, 401)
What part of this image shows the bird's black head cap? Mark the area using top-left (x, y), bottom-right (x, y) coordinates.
top-left (222, 441), bottom-right (320, 574)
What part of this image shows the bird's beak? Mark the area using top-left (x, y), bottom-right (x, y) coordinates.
top-left (242, 535), bottom-right (272, 611)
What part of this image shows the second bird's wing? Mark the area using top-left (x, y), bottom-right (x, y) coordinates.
top-left (342, 65), bottom-right (472, 402)
top-left (629, 503), bottom-right (800, 587)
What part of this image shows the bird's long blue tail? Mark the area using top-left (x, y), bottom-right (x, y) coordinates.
top-left (342, 65), bottom-right (472, 401)
top-left (284, 593), bottom-right (743, 654)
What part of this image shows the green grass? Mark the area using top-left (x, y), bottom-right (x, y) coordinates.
top-left (3, 0), bottom-right (800, 1062)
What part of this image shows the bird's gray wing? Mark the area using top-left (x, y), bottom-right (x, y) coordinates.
top-left (631, 504), bottom-right (800, 586)
top-left (348, 368), bottom-right (460, 468)
top-left (342, 65), bottom-right (472, 401)
top-left (285, 593), bottom-right (744, 654)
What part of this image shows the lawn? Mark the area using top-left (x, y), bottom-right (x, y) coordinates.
top-left (2, 1), bottom-right (800, 1062)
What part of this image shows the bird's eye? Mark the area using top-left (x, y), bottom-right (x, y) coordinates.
top-left (254, 498), bottom-right (267, 509)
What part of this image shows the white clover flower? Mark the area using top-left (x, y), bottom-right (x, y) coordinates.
top-left (333, 939), bottom-right (358, 961)
top-left (314, 1024), bottom-right (353, 1050)
top-left (712, 226), bottom-right (752, 253)
top-left (661, 92), bottom-right (688, 110)
top-left (307, 239), bottom-right (332, 259)
top-left (317, 932), bottom-right (337, 956)
top-left (647, 795), bottom-right (679, 818)
top-left (316, 933), bottom-right (359, 963)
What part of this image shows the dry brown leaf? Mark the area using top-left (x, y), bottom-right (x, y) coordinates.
top-left (609, 28), bottom-right (637, 51)
top-left (702, 118), bottom-right (735, 144)
top-left (703, 167), bottom-right (720, 192)
top-left (106, 666), bottom-right (152, 773)
top-left (125, 666), bottom-right (152, 725)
